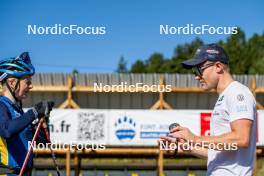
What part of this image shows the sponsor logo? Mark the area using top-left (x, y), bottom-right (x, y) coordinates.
top-left (218, 96), bottom-right (224, 102)
top-left (206, 49), bottom-right (219, 54)
top-left (140, 124), bottom-right (169, 139)
top-left (195, 49), bottom-right (201, 54)
top-left (140, 131), bottom-right (168, 138)
top-left (200, 113), bottom-right (212, 136)
top-left (236, 105), bottom-right (248, 112)
top-left (212, 111), bottom-right (220, 116)
top-left (207, 54), bottom-right (215, 59)
top-left (215, 96), bottom-right (224, 106)
top-left (237, 94), bottom-right (245, 101)
top-left (114, 116), bottom-right (136, 142)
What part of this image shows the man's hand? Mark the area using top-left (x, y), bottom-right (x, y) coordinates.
top-left (159, 135), bottom-right (177, 146)
top-left (170, 126), bottom-right (198, 143)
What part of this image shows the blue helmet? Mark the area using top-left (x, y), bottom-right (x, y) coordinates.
top-left (0, 52), bottom-right (35, 82)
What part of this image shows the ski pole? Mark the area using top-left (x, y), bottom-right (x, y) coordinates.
top-left (19, 118), bottom-right (43, 176)
top-left (42, 120), bottom-right (61, 176)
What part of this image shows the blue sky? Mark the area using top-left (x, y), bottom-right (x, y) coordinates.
top-left (0, 0), bottom-right (263, 73)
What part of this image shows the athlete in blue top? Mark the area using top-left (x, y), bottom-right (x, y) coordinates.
top-left (0, 52), bottom-right (54, 175)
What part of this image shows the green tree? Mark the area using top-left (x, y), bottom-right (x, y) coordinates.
top-left (222, 28), bottom-right (247, 74)
top-left (72, 69), bottom-right (79, 75)
top-left (246, 33), bottom-right (264, 74)
top-left (145, 53), bottom-right (165, 73)
top-left (131, 60), bottom-right (145, 73)
top-left (129, 29), bottom-right (264, 74)
top-left (167, 38), bottom-right (203, 73)
top-left (116, 56), bottom-right (128, 73)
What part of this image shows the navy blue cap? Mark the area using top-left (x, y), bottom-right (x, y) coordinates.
top-left (181, 43), bottom-right (229, 69)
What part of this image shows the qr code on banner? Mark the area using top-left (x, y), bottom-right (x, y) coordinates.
top-left (77, 112), bottom-right (105, 140)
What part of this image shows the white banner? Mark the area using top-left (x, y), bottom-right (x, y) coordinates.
top-left (108, 110), bottom-right (200, 146)
top-left (49, 109), bottom-right (108, 145)
top-left (48, 109), bottom-right (264, 146)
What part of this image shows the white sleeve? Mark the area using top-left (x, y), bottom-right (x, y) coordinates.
top-left (228, 90), bottom-right (256, 122)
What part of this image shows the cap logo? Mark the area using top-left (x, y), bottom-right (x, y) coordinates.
top-left (206, 49), bottom-right (219, 54)
top-left (195, 49), bottom-right (201, 54)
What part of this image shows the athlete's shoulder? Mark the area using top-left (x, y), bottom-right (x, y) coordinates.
top-left (0, 99), bottom-right (9, 111)
top-left (226, 81), bottom-right (255, 104)
top-left (0, 99), bottom-right (11, 120)
top-left (227, 81), bottom-right (251, 94)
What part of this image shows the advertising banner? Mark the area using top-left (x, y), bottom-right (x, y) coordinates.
top-left (48, 109), bottom-right (264, 146)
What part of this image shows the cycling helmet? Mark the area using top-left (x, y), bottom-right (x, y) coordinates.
top-left (0, 52), bottom-right (35, 82)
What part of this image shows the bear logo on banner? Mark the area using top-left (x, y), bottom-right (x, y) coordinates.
top-left (115, 116), bottom-right (136, 142)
